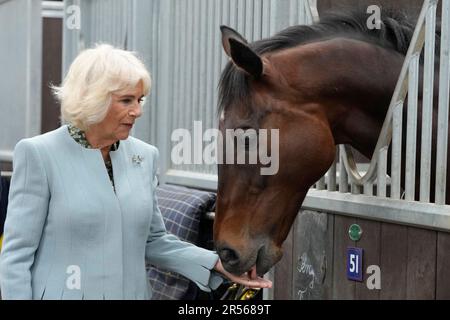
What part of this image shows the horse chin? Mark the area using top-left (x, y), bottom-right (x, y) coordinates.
top-left (255, 245), bottom-right (283, 275)
top-left (223, 253), bottom-right (258, 276)
top-left (224, 245), bottom-right (283, 276)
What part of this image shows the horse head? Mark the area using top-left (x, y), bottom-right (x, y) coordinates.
top-left (214, 26), bottom-right (337, 276)
top-left (214, 8), bottom-right (416, 276)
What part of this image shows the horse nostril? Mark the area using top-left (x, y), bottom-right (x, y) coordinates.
top-left (218, 247), bottom-right (240, 266)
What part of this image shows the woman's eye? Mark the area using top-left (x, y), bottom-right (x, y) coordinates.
top-left (119, 97), bottom-right (145, 105)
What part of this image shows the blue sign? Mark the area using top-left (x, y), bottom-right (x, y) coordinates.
top-left (347, 247), bottom-right (363, 282)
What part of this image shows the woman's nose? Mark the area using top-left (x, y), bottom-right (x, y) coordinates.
top-left (129, 102), bottom-right (142, 118)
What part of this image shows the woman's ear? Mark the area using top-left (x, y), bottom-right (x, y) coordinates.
top-left (220, 25), bottom-right (263, 78)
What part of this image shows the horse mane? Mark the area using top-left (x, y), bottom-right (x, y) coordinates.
top-left (218, 7), bottom-right (429, 115)
top-left (254, 8), bottom-right (417, 56)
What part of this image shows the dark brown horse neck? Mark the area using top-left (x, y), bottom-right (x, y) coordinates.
top-left (269, 37), bottom-right (407, 160)
top-left (276, 37), bottom-right (447, 202)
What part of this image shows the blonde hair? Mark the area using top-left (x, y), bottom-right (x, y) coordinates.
top-left (52, 44), bottom-right (152, 130)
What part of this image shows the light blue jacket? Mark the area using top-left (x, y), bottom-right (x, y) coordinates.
top-left (0, 125), bottom-right (221, 300)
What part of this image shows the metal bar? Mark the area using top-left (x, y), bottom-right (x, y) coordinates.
top-left (309, 0), bottom-right (319, 23)
top-left (391, 101), bottom-right (404, 199)
top-left (150, 0), bottom-right (160, 146)
top-left (351, 183), bottom-right (361, 195)
top-left (198, 0), bottom-right (208, 168)
top-left (221, 0), bottom-right (230, 72)
top-left (155, 0), bottom-right (174, 183)
top-left (405, 53), bottom-right (420, 201)
top-left (303, 189), bottom-right (450, 232)
top-left (205, 0), bottom-right (215, 174)
top-left (253, 0), bottom-right (262, 40)
top-left (298, 0), bottom-right (305, 25)
top-left (261, 0), bottom-right (270, 37)
top-left (290, 0), bottom-right (298, 26)
top-left (62, 0), bottom-right (81, 74)
top-left (316, 176), bottom-right (325, 190)
top-left (183, 0), bottom-right (195, 171)
top-left (237, 0), bottom-right (245, 35)
top-left (327, 153), bottom-right (337, 192)
top-left (24, 0), bottom-right (42, 138)
top-left (304, 0), bottom-right (319, 24)
top-left (304, 0), bottom-right (312, 24)
top-left (116, 0), bottom-right (122, 45)
top-left (377, 147), bottom-right (388, 197)
top-left (364, 181), bottom-right (373, 196)
top-left (229, 0), bottom-right (237, 28)
top-left (192, 0), bottom-right (201, 124)
top-left (435, 0), bottom-right (450, 204)
top-left (269, 0), bottom-right (277, 34)
top-left (42, 0), bottom-right (64, 18)
top-left (245, 0), bottom-right (254, 39)
top-left (209, 0), bottom-right (221, 175)
top-left (420, 2), bottom-right (437, 202)
top-left (340, 145), bottom-right (369, 184)
top-left (339, 145), bottom-right (349, 193)
top-left (178, 0), bottom-right (189, 171)
top-left (172, 0), bottom-right (181, 152)
top-left (165, 169), bottom-right (219, 191)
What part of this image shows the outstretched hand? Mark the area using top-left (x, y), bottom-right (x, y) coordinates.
top-left (214, 259), bottom-right (273, 289)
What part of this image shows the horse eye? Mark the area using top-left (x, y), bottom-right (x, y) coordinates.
top-left (235, 127), bottom-right (258, 151)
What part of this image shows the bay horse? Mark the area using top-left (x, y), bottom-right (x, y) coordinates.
top-left (214, 9), bottom-right (445, 276)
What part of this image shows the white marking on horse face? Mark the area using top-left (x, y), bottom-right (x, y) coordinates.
top-left (220, 111), bottom-right (225, 121)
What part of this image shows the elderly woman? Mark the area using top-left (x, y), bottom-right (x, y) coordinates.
top-left (0, 44), bottom-right (271, 300)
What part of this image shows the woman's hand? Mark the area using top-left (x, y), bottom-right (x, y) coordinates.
top-left (214, 259), bottom-right (273, 289)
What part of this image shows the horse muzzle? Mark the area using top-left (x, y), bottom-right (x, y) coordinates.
top-left (216, 241), bottom-right (283, 276)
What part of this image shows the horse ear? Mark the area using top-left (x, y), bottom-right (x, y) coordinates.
top-left (220, 25), bottom-right (263, 78)
top-left (220, 25), bottom-right (248, 55)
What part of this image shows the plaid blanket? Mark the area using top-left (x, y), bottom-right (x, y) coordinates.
top-left (148, 184), bottom-right (216, 300)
